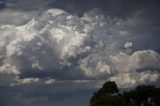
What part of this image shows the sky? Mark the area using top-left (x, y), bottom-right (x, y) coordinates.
top-left (0, 0), bottom-right (160, 106)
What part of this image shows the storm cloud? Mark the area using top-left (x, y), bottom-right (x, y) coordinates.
top-left (0, 0), bottom-right (160, 106)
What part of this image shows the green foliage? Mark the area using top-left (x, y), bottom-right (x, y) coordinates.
top-left (90, 81), bottom-right (160, 106)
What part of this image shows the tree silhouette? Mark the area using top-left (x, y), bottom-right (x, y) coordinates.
top-left (90, 81), bottom-right (160, 106)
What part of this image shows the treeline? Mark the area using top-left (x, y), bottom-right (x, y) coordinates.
top-left (90, 81), bottom-right (160, 106)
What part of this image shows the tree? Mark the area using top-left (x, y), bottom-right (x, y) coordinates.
top-left (90, 81), bottom-right (160, 106)
top-left (90, 81), bottom-right (125, 106)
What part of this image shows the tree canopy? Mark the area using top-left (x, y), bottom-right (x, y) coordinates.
top-left (90, 81), bottom-right (160, 106)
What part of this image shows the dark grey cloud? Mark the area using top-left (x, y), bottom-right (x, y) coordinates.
top-left (0, 0), bottom-right (5, 9)
top-left (0, 81), bottom-right (96, 106)
top-left (48, 0), bottom-right (160, 18)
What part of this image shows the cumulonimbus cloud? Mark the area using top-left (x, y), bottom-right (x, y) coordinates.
top-left (0, 8), bottom-right (160, 88)
top-left (0, 1), bottom-right (160, 106)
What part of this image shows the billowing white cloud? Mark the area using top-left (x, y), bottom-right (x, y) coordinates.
top-left (124, 42), bottom-right (133, 49)
top-left (0, 8), bottom-right (159, 90)
top-left (0, 63), bottom-right (19, 75)
top-left (45, 79), bottom-right (56, 85)
top-left (79, 49), bottom-right (160, 87)
top-left (80, 59), bottom-right (111, 78)
top-left (109, 71), bottom-right (160, 88)
top-left (110, 50), bottom-right (160, 73)
top-left (12, 76), bottom-right (40, 86)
